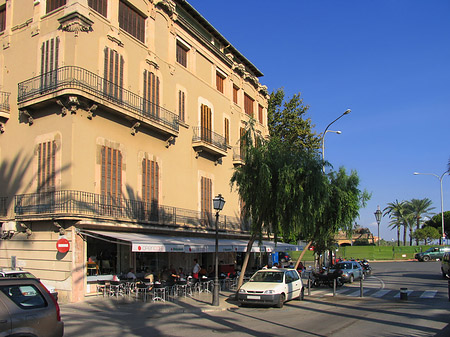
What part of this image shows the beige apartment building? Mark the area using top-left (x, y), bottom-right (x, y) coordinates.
top-left (0, 0), bottom-right (272, 303)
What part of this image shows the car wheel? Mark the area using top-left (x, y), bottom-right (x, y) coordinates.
top-left (276, 294), bottom-right (285, 308)
top-left (423, 256), bottom-right (430, 262)
top-left (349, 274), bottom-right (354, 283)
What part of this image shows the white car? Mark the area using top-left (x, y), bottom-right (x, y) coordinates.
top-left (237, 268), bottom-right (304, 308)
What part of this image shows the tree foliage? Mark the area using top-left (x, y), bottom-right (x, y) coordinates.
top-left (405, 198), bottom-right (435, 245)
top-left (267, 88), bottom-right (321, 151)
top-left (424, 211), bottom-right (450, 237)
top-left (411, 226), bottom-right (440, 245)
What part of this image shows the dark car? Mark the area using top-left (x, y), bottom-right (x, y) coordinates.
top-left (415, 246), bottom-right (450, 262)
top-left (329, 261), bottom-right (364, 283)
top-left (0, 278), bottom-right (63, 337)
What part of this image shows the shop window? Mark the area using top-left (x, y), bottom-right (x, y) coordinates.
top-left (37, 141), bottom-right (56, 193)
top-left (178, 90), bottom-right (185, 122)
top-left (244, 93), bottom-right (254, 117)
top-left (103, 47), bottom-right (124, 100)
top-left (119, 0), bottom-right (145, 43)
top-left (46, 0), bottom-right (66, 13)
top-left (88, 0), bottom-right (107, 17)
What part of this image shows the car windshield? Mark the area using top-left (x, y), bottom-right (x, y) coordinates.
top-left (2, 272), bottom-right (35, 278)
top-left (250, 271), bottom-right (284, 283)
top-left (335, 263), bottom-right (352, 270)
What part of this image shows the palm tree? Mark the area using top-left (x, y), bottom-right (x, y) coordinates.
top-left (383, 200), bottom-right (407, 246)
top-left (404, 198), bottom-right (435, 245)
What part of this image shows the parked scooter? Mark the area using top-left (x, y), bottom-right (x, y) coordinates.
top-left (360, 259), bottom-right (372, 276)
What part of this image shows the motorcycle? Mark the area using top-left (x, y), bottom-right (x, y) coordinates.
top-left (311, 268), bottom-right (344, 288)
top-left (360, 260), bottom-right (372, 276)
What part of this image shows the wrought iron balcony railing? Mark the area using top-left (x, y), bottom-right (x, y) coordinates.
top-left (17, 66), bottom-right (179, 132)
top-left (192, 126), bottom-right (227, 152)
top-left (0, 91), bottom-right (10, 113)
top-left (14, 190), bottom-right (248, 232)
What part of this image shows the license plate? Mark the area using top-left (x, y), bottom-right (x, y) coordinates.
top-left (247, 295), bottom-right (261, 300)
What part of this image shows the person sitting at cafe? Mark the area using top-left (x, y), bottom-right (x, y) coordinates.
top-left (126, 268), bottom-right (137, 280)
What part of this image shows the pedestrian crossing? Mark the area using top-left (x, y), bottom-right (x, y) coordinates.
top-left (310, 286), bottom-right (443, 300)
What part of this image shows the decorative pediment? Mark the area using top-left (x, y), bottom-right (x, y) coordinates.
top-left (232, 62), bottom-right (246, 76)
top-left (58, 11), bottom-right (93, 37)
top-left (155, 0), bottom-right (176, 17)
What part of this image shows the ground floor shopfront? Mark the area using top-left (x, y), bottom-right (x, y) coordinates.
top-left (0, 220), bottom-right (300, 303)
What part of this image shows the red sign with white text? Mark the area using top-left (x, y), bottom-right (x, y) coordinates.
top-left (56, 238), bottom-right (70, 253)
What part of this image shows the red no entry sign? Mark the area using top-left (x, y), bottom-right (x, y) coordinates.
top-left (56, 238), bottom-right (70, 253)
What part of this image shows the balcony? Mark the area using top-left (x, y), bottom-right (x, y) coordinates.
top-left (0, 196), bottom-right (7, 217)
top-left (192, 126), bottom-right (227, 158)
top-left (17, 66), bottom-right (179, 138)
top-left (14, 190), bottom-right (248, 233)
top-left (0, 91), bottom-right (10, 119)
top-left (232, 146), bottom-right (245, 166)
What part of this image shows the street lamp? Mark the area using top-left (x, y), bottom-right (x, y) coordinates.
top-left (321, 109), bottom-right (351, 172)
top-left (212, 194), bottom-right (225, 306)
top-left (374, 205), bottom-right (382, 246)
top-left (414, 171), bottom-right (449, 245)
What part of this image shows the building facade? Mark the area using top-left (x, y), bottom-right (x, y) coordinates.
top-left (0, 0), bottom-right (269, 303)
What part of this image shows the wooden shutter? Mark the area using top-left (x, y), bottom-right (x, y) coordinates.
top-left (104, 47), bottom-right (124, 99)
top-left (101, 146), bottom-right (122, 201)
top-left (143, 70), bottom-right (160, 117)
top-left (37, 141), bottom-right (56, 192)
top-left (201, 177), bottom-right (212, 220)
top-left (178, 90), bottom-right (185, 122)
top-left (201, 104), bottom-right (212, 142)
top-left (224, 118), bottom-right (229, 144)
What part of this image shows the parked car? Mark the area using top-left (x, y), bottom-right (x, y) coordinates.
top-left (329, 261), bottom-right (364, 283)
top-left (238, 268), bottom-right (303, 308)
top-left (0, 278), bottom-right (64, 337)
top-left (415, 246), bottom-right (450, 262)
top-left (441, 252), bottom-right (450, 278)
top-left (0, 269), bottom-right (58, 301)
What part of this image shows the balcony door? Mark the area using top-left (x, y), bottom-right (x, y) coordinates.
top-left (40, 37), bottom-right (59, 91)
top-left (143, 70), bottom-right (160, 118)
top-left (200, 104), bottom-right (212, 143)
top-left (101, 146), bottom-right (122, 215)
top-left (103, 48), bottom-right (124, 102)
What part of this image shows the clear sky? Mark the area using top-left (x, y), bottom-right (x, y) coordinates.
top-left (187, 0), bottom-right (450, 242)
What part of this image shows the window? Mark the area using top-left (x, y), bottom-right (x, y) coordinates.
top-left (41, 37), bottom-right (59, 90)
top-left (244, 93), bottom-right (254, 117)
top-left (233, 85), bottom-right (239, 104)
top-left (88, 0), bottom-right (107, 17)
top-left (0, 284), bottom-right (46, 309)
top-left (101, 146), bottom-right (122, 201)
top-left (258, 104), bottom-right (264, 124)
top-left (143, 70), bottom-right (160, 117)
top-left (119, 0), bottom-right (145, 43)
top-left (37, 141), bottom-right (56, 192)
top-left (0, 5), bottom-right (5, 32)
top-left (200, 104), bottom-right (212, 142)
top-left (201, 176), bottom-right (212, 221)
top-left (178, 90), bottom-right (185, 122)
top-left (103, 47), bottom-right (124, 100)
top-left (224, 118), bottom-right (230, 145)
top-left (216, 72), bottom-right (225, 93)
top-left (46, 0), bottom-right (66, 13)
top-left (142, 158), bottom-right (159, 219)
top-left (176, 42), bottom-right (188, 67)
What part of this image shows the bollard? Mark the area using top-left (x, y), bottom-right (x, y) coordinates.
top-left (400, 287), bottom-right (408, 300)
top-left (307, 275), bottom-right (311, 296)
top-left (360, 277), bottom-right (363, 297)
top-left (333, 278), bottom-right (336, 297)
top-left (448, 277), bottom-right (450, 302)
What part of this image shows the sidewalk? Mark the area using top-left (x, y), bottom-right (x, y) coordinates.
top-left (60, 289), bottom-right (240, 315)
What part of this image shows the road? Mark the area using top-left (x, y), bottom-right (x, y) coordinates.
top-left (62, 261), bottom-right (450, 337)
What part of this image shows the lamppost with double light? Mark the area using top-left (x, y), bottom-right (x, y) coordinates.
top-left (212, 194), bottom-right (225, 306)
top-left (414, 171), bottom-right (449, 245)
top-left (374, 205), bottom-right (382, 246)
top-left (321, 109), bottom-right (351, 172)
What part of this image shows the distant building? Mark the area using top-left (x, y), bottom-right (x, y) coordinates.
top-left (335, 227), bottom-right (376, 246)
top-left (0, 0), bottom-right (269, 303)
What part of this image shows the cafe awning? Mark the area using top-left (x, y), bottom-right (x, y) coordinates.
top-left (82, 230), bottom-right (303, 253)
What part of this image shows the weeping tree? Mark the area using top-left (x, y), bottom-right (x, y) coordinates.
top-left (230, 121), bottom-right (327, 291)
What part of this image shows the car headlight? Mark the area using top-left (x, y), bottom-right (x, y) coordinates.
top-left (264, 290), bottom-right (276, 294)
top-left (238, 289), bottom-right (247, 294)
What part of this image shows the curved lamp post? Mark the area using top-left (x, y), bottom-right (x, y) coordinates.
top-left (374, 205), bottom-right (382, 246)
top-left (321, 109), bottom-right (351, 172)
top-left (212, 194), bottom-right (225, 306)
top-left (414, 171), bottom-right (449, 245)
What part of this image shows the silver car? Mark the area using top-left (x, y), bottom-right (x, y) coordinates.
top-left (0, 278), bottom-right (63, 337)
top-left (329, 261), bottom-right (364, 283)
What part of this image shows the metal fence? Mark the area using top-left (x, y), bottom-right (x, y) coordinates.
top-left (14, 190), bottom-right (248, 232)
top-left (17, 66), bottom-right (179, 132)
top-left (192, 126), bottom-right (227, 152)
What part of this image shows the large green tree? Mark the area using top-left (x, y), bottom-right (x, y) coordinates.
top-left (412, 226), bottom-right (440, 245)
top-left (425, 211), bottom-right (450, 240)
top-left (267, 88), bottom-right (321, 151)
top-left (405, 198), bottom-right (435, 245)
top-left (383, 200), bottom-right (412, 246)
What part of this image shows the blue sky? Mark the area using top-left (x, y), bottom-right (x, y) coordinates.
top-left (187, 0), bottom-right (450, 242)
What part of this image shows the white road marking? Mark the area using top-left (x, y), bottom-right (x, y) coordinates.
top-left (420, 290), bottom-right (437, 298)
